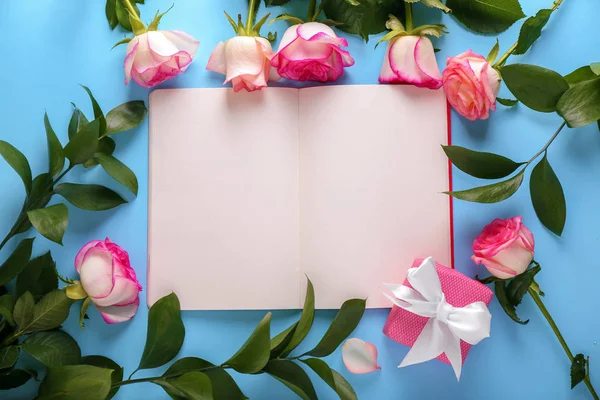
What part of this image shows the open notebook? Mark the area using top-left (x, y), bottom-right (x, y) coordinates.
top-left (148, 85), bottom-right (452, 310)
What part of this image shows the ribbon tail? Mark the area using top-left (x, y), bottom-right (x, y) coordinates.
top-left (442, 325), bottom-right (463, 381)
top-left (399, 319), bottom-right (445, 368)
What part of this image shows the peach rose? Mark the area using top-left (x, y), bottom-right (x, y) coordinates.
top-left (472, 217), bottom-right (535, 279)
top-left (207, 36), bottom-right (280, 92)
top-left (442, 50), bottom-right (501, 121)
top-left (124, 30), bottom-right (199, 88)
top-left (75, 238), bottom-right (142, 324)
top-left (271, 22), bottom-right (355, 82)
top-left (379, 35), bottom-right (442, 89)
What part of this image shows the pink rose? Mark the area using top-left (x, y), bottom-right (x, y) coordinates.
top-left (442, 50), bottom-right (501, 121)
top-left (379, 35), bottom-right (442, 89)
top-left (124, 30), bottom-right (199, 88)
top-left (206, 36), bottom-right (280, 92)
top-left (75, 238), bottom-right (142, 324)
top-left (271, 22), bottom-right (355, 82)
top-left (472, 217), bottom-right (535, 279)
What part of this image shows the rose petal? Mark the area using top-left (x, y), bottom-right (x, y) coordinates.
top-left (75, 240), bottom-right (101, 273)
top-left (342, 338), bottom-right (381, 374)
top-left (159, 30), bottom-right (199, 57)
top-left (97, 298), bottom-right (140, 324)
top-left (206, 41), bottom-right (227, 75)
top-left (92, 275), bottom-right (140, 307)
top-left (79, 248), bottom-right (115, 299)
top-left (224, 36), bottom-right (269, 83)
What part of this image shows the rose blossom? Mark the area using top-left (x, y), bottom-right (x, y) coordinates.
top-left (207, 36), bottom-right (280, 92)
top-left (124, 30), bottom-right (200, 88)
top-left (442, 50), bottom-right (501, 121)
top-left (379, 35), bottom-right (442, 89)
top-left (472, 217), bottom-right (535, 279)
top-left (271, 22), bottom-right (355, 82)
top-left (75, 238), bottom-right (142, 324)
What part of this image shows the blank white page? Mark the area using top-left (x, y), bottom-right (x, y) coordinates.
top-left (298, 85), bottom-right (451, 308)
top-left (148, 88), bottom-right (301, 310)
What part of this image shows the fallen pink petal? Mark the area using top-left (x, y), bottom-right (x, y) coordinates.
top-left (342, 338), bottom-right (382, 374)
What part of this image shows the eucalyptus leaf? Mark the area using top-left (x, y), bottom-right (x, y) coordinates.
top-left (494, 281), bottom-right (528, 325)
top-left (270, 322), bottom-right (297, 359)
top-left (506, 265), bottom-right (541, 307)
top-left (22, 289), bottom-right (73, 333)
top-left (13, 291), bottom-right (35, 331)
top-left (282, 278), bottom-right (315, 356)
top-left (68, 108), bottom-right (80, 140)
top-left (501, 64), bottom-right (569, 112)
top-left (22, 330), bottom-right (81, 367)
top-left (64, 118), bottom-right (100, 165)
top-left (115, 0), bottom-right (139, 31)
top-left (304, 299), bottom-right (366, 357)
top-left (137, 292), bottom-right (185, 371)
top-left (16, 251), bottom-right (58, 301)
top-left (81, 355), bottom-right (124, 400)
top-left (27, 204), bottom-right (69, 245)
top-left (226, 312), bottom-right (271, 373)
top-left (105, 0), bottom-right (119, 29)
top-left (571, 354), bottom-right (587, 389)
top-left (55, 183), bottom-right (127, 211)
top-left (0, 237), bottom-right (34, 287)
top-left (0, 140), bottom-right (32, 195)
top-left (530, 153), bottom-right (566, 236)
top-left (80, 86), bottom-right (107, 136)
top-left (302, 358), bottom-right (357, 400)
top-left (105, 101), bottom-right (147, 136)
top-left (446, 170), bottom-right (525, 204)
top-left (496, 97), bottom-right (519, 107)
top-left (0, 294), bottom-right (15, 326)
top-left (84, 137), bottom-right (116, 168)
top-left (443, 145), bottom-right (524, 179)
top-left (0, 369), bottom-right (34, 390)
top-left (557, 77), bottom-right (600, 128)
top-left (95, 153), bottom-right (138, 195)
top-left (265, 0), bottom-right (291, 5)
top-left (564, 66), bottom-right (599, 86)
top-left (264, 360), bottom-right (318, 400)
top-left (0, 346), bottom-right (19, 369)
top-left (37, 365), bottom-right (113, 400)
top-left (157, 372), bottom-right (213, 400)
top-left (513, 9), bottom-right (552, 55)
top-left (44, 112), bottom-right (65, 178)
top-left (446, 0), bottom-right (525, 34)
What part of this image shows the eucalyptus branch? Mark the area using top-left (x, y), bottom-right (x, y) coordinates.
top-left (526, 121), bottom-right (567, 165)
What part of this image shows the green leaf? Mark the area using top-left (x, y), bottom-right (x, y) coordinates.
top-left (105, 101), bottom-right (147, 136)
top-left (94, 153), bottom-right (138, 196)
top-left (0, 238), bottom-right (34, 287)
top-left (443, 145), bottom-right (524, 180)
top-left (501, 64), bottom-right (570, 113)
top-left (226, 312), bottom-right (271, 373)
top-left (16, 252), bottom-right (58, 301)
top-left (564, 66), bottom-right (599, 86)
top-left (138, 293), bottom-right (185, 371)
top-left (282, 278), bottom-right (315, 356)
top-left (557, 77), bottom-right (600, 128)
top-left (37, 365), bottom-right (113, 400)
top-left (64, 119), bottom-right (100, 165)
top-left (164, 357), bottom-right (247, 400)
top-left (446, 170), bottom-right (525, 204)
top-left (0, 346), bottom-right (19, 369)
top-left (265, 0), bottom-right (291, 5)
top-left (105, 0), bottom-right (119, 29)
top-left (322, 0), bottom-right (405, 41)
top-left (506, 265), bottom-right (541, 307)
top-left (446, 0), bottom-right (525, 34)
top-left (272, 13), bottom-right (305, 25)
top-left (301, 358), bottom-right (357, 400)
top-left (530, 153), bottom-right (566, 235)
top-left (0, 294), bottom-right (16, 326)
top-left (44, 112), bottom-right (65, 178)
top-left (28, 173), bottom-right (54, 213)
top-left (157, 372), bottom-right (213, 400)
top-left (68, 108), bottom-right (80, 140)
top-left (115, 0), bottom-right (139, 31)
top-left (513, 9), bottom-right (552, 55)
top-left (22, 330), bottom-right (81, 367)
top-left (270, 322), bottom-right (297, 359)
top-left (571, 354), bottom-right (587, 389)
top-left (79, 296), bottom-right (92, 329)
top-left (27, 204), bottom-right (69, 245)
top-left (494, 281), bottom-right (528, 325)
top-left (81, 356), bottom-right (124, 400)
top-left (0, 369), bottom-right (34, 390)
top-left (13, 292), bottom-right (35, 330)
top-left (22, 289), bottom-right (73, 333)
top-left (264, 360), bottom-right (318, 400)
top-left (486, 39), bottom-right (500, 63)
top-left (55, 183), bottom-right (127, 211)
top-left (304, 299), bottom-right (366, 357)
top-left (84, 137), bottom-right (116, 168)
top-left (497, 97), bottom-right (519, 107)
top-left (112, 37), bottom-right (133, 49)
top-left (0, 140), bottom-right (32, 195)
top-left (80, 86), bottom-right (106, 136)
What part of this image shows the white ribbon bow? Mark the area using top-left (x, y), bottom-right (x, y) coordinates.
top-left (384, 257), bottom-right (491, 380)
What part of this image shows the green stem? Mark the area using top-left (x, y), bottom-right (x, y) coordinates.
top-left (493, 0), bottom-right (565, 69)
top-left (529, 288), bottom-right (599, 399)
top-left (405, 2), bottom-right (414, 31)
top-left (307, 0), bottom-right (317, 22)
top-left (112, 365), bottom-right (227, 388)
top-left (527, 121), bottom-right (566, 164)
top-left (246, 0), bottom-right (257, 35)
top-left (121, 0), bottom-right (139, 19)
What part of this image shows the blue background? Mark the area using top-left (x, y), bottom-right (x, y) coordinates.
top-left (1, 0), bottom-right (599, 399)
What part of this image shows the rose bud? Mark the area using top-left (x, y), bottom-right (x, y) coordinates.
top-left (74, 238), bottom-right (142, 324)
top-left (472, 217), bottom-right (535, 279)
top-left (124, 30), bottom-right (200, 88)
top-left (442, 50), bottom-right (501, 121)
top-left (271, 22), bottom-right (355, 83)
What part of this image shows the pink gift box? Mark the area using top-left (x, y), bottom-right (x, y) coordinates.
top-left (383, 259), bottom-right (493, 366)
